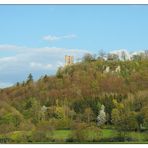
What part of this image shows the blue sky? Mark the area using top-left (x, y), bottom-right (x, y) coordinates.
top-left (0, 5), bottom-right (148, 88)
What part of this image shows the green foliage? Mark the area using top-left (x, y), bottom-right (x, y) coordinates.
top-left (26, 73), bottom-right (33, 84)
top-left (9, 131), bottom-right (31, 143)
top-left (111, 101), bottom-right (139, 131)
top-left (69, 122), bottom-right (102, 142)
top-left (31, 121), bottom-right (54, 142)
top-left (82, 53), bottom-right (95, 62)
top-left (0, 55), bottom-right (148, 143)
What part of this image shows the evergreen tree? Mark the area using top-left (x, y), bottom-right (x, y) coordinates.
top-left (26, 73), bottom-right (33, 84)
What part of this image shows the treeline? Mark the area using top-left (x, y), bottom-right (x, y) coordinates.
top-left (0, 51), bottom-right (148, 143)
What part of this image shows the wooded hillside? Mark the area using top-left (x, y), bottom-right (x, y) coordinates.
top-left (0, 53), bottom-right (148, 143)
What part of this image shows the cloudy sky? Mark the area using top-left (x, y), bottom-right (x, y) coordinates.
top-left (0, 5), bottom-right (148, 88)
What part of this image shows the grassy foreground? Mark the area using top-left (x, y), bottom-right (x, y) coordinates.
top-left (52, 129), bottom-right (116, 140)
top-left (52, 129), bottom-right (148, 143)
top-left (1, 128), bottom-right (147, 144)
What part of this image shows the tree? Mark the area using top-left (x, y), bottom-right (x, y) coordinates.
top-left (70, 122), bottom-right (88, 142)
top-left (16, 82), bottom-right (20, 87)
top-left (132, 54), bottom-right (142, 61)
top-left (24, 97), bottom-right (41, 124)
top-left (56, 67), bottom-right (63, 78)
top-left (40, 105), bottom-right (48, 121)
top-left (121, 51), bottom-right (126, 61)
top-left (111, 108), bottom-right (120, 126)
top-left (26, 73), bottom-right (33, 84)
top-left (70, 122), bottom-right (102, 142)
top-left (97, 105), bottom-right (106, 126)
top-left (82, 53), bottom-right (95, 62)
top-left (98, 49), bottom-right (106, 60)
top-left (112, 100), bottom-right (139, 131)
top-left (55, 106), bottom-right (66, 119)
top-left (32, 121), bottom-right (54, 142)
top-left (84, 107), bottom-right (94, 123)
top-left (107, 53), bottom-right (119, 61)
top-left (141, 106), bottom-right (148, 128)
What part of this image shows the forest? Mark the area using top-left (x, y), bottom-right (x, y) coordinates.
top-left (0, 51), bottom-right (148, 143)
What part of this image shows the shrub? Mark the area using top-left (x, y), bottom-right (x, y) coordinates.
top-left (31, 121), bottom-right (54, 142)
top-left (9, 131), bottom-right (31, 143)
top-left (69, 122), bottom-right (102, 142)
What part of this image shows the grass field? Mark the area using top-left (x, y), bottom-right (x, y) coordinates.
top-left (53, 129), bottom-right (148, 143)
top-left (52, 129), bottom-right (148, 143)
top-left (33, 129), bottom-right (148, 144)
top-left (1, 128), bottom-right (148, 143)
top-left (52, 129), bottom-right (117, 140)
top-left (53, 130), bottom-right (71, 140)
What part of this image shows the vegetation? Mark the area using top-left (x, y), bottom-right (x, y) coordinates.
top-left (0, 51), bottom-right (148, 143)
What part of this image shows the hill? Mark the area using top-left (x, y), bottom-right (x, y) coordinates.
top-left (0, 53), bottom-right (148, 143)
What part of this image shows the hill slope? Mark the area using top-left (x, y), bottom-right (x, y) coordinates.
top-left (0, 57), bottom-right (148, 143)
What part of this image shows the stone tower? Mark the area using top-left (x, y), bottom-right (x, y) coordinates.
top-left (65, 55), bottom-right (74, 66)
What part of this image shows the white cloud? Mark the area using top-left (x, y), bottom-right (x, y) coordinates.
top-left (0, 44), bottom-right (19, 50)
top-left (43, 35), bottom-right (60, 41)
top-left (0, 44), bottom-right (26, 52)
top-left (0, 57), bottom-right (17, 62)
top-left (0, 44), bottom-right (89, 88)
top-left (0, 81), bottom-right (13, 88)
top-left (30, 62), bottom-right (52, 70)
top-left (57, 61), bottom-right (64, 67)
top-left (43, 34), bottom-right (77, 42)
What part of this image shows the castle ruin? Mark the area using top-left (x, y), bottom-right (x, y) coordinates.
top-left (65, 55), bottom-right (74, 66)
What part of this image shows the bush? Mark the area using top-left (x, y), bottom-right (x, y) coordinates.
top-left (9, 131), bottom-right (31, 143)
top-left (48, 118), bottom-right (72, 130)
top-left (31, 130), bottom-right (49, 142)
top-left (69, 122), bottom-right (102, 142)
top-left (31, 121), bottom-right (54, 142)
